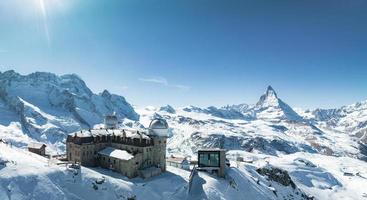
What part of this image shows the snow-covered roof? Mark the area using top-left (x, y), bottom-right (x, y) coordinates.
top-left (98, 147), bottom-right (134, 161)
top-left (28, 142), bottom-right (46, 149)
top-left (71, 129), bottom-right (150, 140)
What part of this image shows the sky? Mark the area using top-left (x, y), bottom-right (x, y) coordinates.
top-left (0, 0), bottom-right (367, 109)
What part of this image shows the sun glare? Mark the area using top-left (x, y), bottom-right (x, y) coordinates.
top-left (37, 0), bottom-right (51, 47)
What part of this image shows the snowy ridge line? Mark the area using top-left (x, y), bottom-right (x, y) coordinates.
top-left (0, 70), bottom-right (139, 153)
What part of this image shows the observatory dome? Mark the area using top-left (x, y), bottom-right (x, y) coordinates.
top-left (149, 118), bottom-right (169, 137)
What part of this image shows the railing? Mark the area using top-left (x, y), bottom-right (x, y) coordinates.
top-left (188, 166), bottom-right (198, 193)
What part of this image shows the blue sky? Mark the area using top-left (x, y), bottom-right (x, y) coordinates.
top-left (0, 0), bottom-right (367, 109)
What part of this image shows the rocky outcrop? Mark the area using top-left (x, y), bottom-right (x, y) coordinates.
top-left (256, 166), bottom-right (296, 189)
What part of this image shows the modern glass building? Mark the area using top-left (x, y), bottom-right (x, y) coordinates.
top-left (197, 149), bottom-right (226, 177)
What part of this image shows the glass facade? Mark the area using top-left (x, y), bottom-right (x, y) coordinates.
top-left (198, 151), bottom-right (220, 167)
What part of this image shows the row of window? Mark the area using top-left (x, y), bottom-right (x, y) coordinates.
top-left (198, 153), bottom-right (220, 167)
top-left (92, 136), bottom-right (152, 145)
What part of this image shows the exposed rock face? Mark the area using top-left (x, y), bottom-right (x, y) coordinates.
top-left (256, 166), bottom-right (296, 189)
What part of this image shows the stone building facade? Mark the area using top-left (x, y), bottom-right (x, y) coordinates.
top-left (66, 118), bottom-right (168, 178)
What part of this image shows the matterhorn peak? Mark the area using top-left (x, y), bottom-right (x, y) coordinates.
top-left (256, 85), bottom-right (279, 108)
top-left (265, 85), bottom-right (277, 98)
top-left (254, 85), bottom-right (303, 121)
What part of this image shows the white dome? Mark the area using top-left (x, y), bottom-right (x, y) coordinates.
top-left (149, 118), bottom-right (169, 137)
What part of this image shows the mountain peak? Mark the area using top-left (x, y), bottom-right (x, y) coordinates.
top-left (256, 86), bottom-right (279, 108)
top-left (255, 86), bottom-right (303, 121)
top-left (101, 89), bottom-right (111, 98)
top-left (265, 85), bottom-right (278, 98)
top-left (159, 105), bottom-right (176, 114)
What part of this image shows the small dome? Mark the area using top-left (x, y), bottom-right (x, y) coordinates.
top-left (149, 118), bottom-right (168, 130)
top-left (148, 118), bottom-right (169, 137)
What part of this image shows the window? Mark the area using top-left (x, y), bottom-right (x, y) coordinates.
top-left (198, 152), bottom-right (220, 168)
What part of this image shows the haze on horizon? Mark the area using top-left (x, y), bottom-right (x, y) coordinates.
top-left (0, 0), bottom-right (367, 109)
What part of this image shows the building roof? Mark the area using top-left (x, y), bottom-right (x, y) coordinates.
top-left (198, 149), bottom-right (226, 152)
top-left (69, 128), bottom-right (150, 140)
top-left (28, 142), bottom-right (46, 149)
top-left (98, 147), bottom-right (134, 161)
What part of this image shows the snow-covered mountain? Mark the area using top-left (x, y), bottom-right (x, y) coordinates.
top-left (294, 99), bottom-right (367, 161)
top-left (254, 86), bottom-right (303, 121)
top-left (299, 100), bottom-right (367, 134)
top-left (137, 86), bottom-right (366, 162)
top-left (0, 70), bottom-right (138, 151)
top-left (2, 70), bottom-right (367, 199)
top-left (183, 86), bottom-right (303, 122)
top-left (1, 70), bottom-right (366, 160)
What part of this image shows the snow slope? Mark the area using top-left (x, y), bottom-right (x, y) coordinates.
top-left (0, 143), bottom-right (313, 200)
top-left (231, 151), bottom-right (367, 200)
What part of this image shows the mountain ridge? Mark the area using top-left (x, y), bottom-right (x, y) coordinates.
top-left (0, 70), bottom-right (139, 150)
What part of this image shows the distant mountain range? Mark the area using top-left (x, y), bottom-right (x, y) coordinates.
top-left (0, 70), bottom-right (366, 160)
top-left (138, 84), bottom-right (367, 161)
